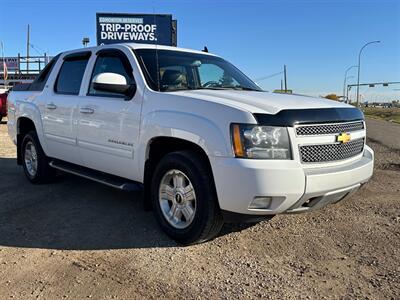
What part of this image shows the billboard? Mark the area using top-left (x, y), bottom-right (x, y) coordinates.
top-left (96, 13), bottom-right (176, 46)
top-left (0, 57), bottom-right (19, 71)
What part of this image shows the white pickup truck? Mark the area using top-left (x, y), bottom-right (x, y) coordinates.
top-left (7, 43), bottom-right (374, 244)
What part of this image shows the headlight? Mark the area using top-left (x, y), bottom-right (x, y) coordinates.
top-left (231, 124), bottom-right (291, 159)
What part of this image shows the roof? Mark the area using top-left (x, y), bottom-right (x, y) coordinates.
top-left (63, 43), bottom-right (218, 57)
top-left (125, 43), bottom-right (218, 57)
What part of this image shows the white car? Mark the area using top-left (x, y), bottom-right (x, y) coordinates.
top-left (7, 43), bottom-right (374, 244)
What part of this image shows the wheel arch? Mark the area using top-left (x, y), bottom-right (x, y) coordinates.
top-left (142, 136), bottom-right (216, 211)
top-left (16, 117), bottom-right (38, 165)
top-left (15, 100), bottom-right (48, 164)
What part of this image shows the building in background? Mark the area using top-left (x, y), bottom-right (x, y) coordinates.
top-left (0, 55), bottom-right (52, 88)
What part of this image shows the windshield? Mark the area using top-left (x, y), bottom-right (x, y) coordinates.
top-left (134, 49), bottom-right (262, 92)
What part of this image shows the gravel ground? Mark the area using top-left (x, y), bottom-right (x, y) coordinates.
top-left (365, 119), bottom-right (400, 151)
top-left (0, 118), bottom-right (399, 299)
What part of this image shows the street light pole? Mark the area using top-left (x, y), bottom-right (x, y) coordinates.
top-left (82, 37), bottom-right (90, 48)
top-left (344, 75), bottom-right (354, 103)
top-left (343, 65), bottom-right (358, 102)
top-left (356, 41), bottom-right (380, 107)
top-left (346, 85), bottom-right (352, 103)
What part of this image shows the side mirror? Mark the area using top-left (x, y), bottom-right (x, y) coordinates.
top-left (92, 72), bottom-right (136, 99)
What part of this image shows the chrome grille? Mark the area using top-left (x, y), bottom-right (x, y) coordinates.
top-left (296, 121), bottom-right (364, 136)
top-left (299, 138), bottom-right (365, 163)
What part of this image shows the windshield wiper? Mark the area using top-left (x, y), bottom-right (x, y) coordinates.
top-left (175, 85), bottom-right (263, 92)
top-left (196, 87), bottom-right (231, 90)
top-left (230, 86), bottom-right (263, 92)
top-left (191, 86), bottom-right (262, 91)
top-left (163, 87), bottom-right (194, 92)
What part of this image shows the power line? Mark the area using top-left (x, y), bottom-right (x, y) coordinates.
top-left (30, 44), bottom-right (43, 55)
top-left (254, 71), bottom-right (284, 82)
top-left (29, 43), bottom-right (46, 56)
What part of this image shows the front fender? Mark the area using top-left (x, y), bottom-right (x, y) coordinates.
top-left (138, 110), bottom-right (232, 179)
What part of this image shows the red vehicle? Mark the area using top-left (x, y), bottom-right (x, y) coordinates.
top-left (0, 92), bottom-right (7, 122)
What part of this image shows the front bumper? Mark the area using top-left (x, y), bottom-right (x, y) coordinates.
top-left (210, 145), bottom-right (374, 221)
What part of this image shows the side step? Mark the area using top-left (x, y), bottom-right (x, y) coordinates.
top-left (49, 160), bottom-right (143, 192)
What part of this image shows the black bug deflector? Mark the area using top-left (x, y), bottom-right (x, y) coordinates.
top-left (254, 107), bottom-right (364, 127)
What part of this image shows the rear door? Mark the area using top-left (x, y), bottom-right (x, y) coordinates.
top-left (42, 51), bottom-right (91, 164)
top-left (77, 48), bottom-right (142, 180)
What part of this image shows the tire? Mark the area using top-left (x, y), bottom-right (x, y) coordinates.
top-left (151, 150), bottom-right (224, 245)
top-left (21, 131), bottom-right (55, 184)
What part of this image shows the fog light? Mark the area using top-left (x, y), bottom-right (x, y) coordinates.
top-left (248, 197), bottom-right (272, 209)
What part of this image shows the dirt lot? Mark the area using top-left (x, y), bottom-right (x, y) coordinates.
top-left (365, 118), bottom-right (400, 151)
top-left (0, 119), bottom-right (399, 299)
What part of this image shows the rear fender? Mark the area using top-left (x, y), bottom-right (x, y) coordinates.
top-left (17, 101), bottom-right (48, 154)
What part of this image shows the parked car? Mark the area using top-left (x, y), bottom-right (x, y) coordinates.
top-left (7, 43), bottom-right (374, 244)
top-left (0, 92), bottom-right (8, 122)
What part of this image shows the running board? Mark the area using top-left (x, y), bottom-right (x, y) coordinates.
top-left (49, 160), bottom-right (143, 192)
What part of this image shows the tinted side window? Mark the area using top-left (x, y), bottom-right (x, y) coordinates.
top-left (159, 65), bottom-right (189, 91)
top-left (55, 58), bottom-right (89, 95)
top-left (29, 54), bottom-right (60, 91)
top-left (88, 54), bottom-right (134, 97)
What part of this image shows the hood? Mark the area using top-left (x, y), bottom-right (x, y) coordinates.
top-left (172, 90), bottom-right (351, 115)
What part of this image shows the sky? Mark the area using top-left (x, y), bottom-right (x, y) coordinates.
top-left (1, 0), bottom-right (399, 101)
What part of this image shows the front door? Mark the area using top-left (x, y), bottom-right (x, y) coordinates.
top-left (77, 48), bottom-right (142, 181)
top-left (42, 52), bottom-right (91, 165)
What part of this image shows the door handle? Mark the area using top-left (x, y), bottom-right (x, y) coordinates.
top-left (46, 103), bottom-right (57, 110)
top-left (80, 107), bottom-right (95, 114)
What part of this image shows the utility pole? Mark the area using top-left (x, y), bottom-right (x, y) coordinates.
top-left (283, 65), bottom-right (287, 93)
top-left (27, 24), bottom-right (30, 74)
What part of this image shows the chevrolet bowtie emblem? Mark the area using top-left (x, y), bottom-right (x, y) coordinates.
top-left (337, 132), bottom-right (351, 144)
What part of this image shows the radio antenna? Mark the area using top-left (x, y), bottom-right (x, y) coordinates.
top-left (153, 6), bottom-right (161, 91)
